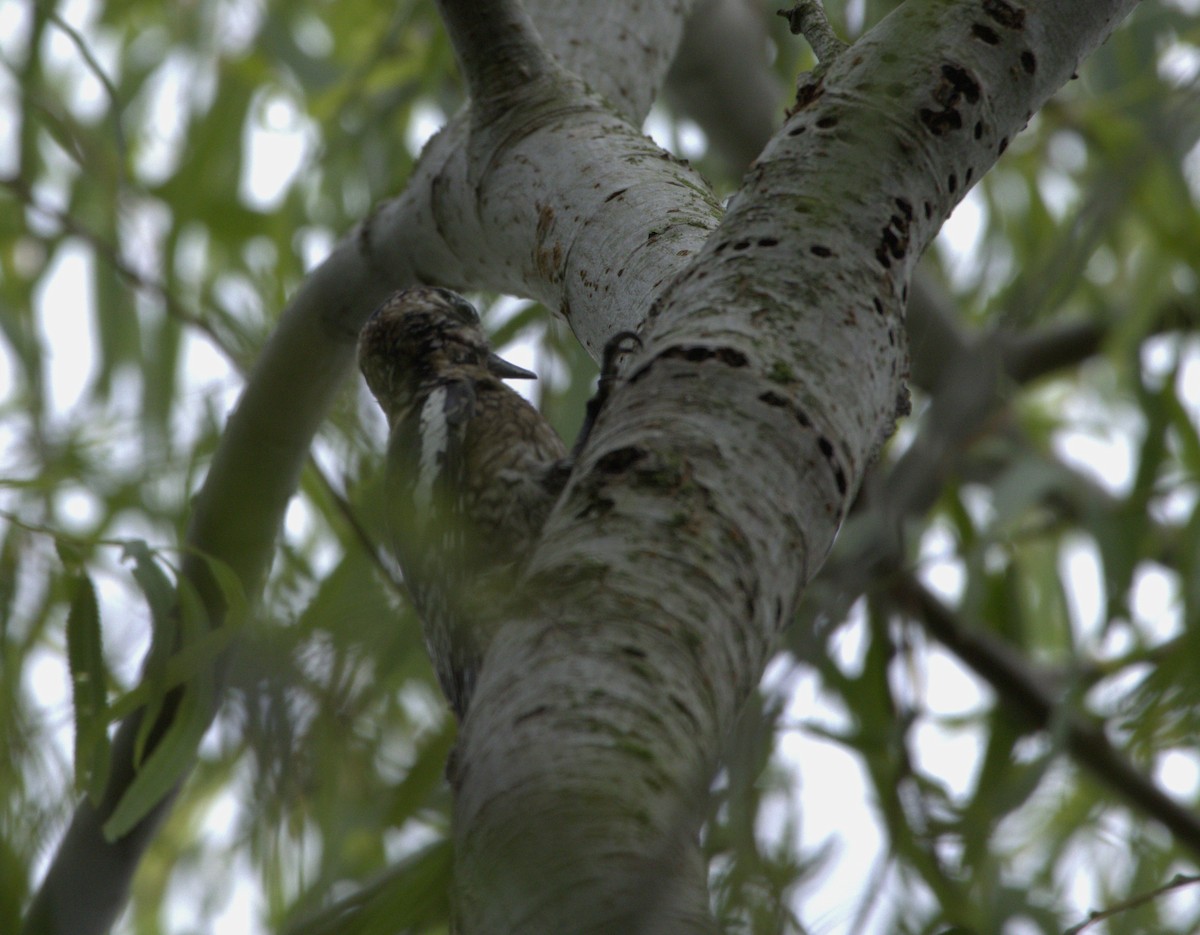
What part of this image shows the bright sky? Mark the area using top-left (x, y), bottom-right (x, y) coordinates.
top-left (5, 1), bottom-right (1200, 933)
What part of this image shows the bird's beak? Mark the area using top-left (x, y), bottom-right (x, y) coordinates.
top-left (486, 352), bottom-right (537, 380)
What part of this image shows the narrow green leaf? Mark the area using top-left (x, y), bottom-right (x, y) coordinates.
top-left (122, 541), bottom-right (182, 767)
top-left (190, 549), bottom-right (250, 628)
top-left (66, 572), bottom-right (112, 804)
top-left (101, 671), bottom-right (213, 842)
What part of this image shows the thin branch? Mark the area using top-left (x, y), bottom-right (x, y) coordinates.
top-left (43, 10), bottom-right (127, 178)
top-left (777, 0), bottom-right (848, 66)
top-left (304, 454), bottom-right (410, 601)
top-left (891, 575), bottom-right (1200, 860)
top-left (1064, 872), bottom-right (1200, 934)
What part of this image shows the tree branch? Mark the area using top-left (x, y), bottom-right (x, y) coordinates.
top-left (451, 0), bottom-right (1144, 930)
top-left (891, 575), bottom-right (1200, 859)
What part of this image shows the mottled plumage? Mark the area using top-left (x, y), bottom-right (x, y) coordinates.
top-left (358, 287), bottom-right (569, 719)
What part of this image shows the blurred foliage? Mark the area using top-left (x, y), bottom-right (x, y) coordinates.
top-left (1, 0), bottom-right (1199, 934)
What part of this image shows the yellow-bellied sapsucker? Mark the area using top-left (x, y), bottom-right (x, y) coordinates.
top-left (358, 287), bottom-right (570, 720)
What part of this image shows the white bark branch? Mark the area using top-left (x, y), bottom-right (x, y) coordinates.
top-left (449, 0), bottom-right (1144, 931)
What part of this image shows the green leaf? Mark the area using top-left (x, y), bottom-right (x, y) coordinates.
top-left (122, 541), bottom-right (179, 768)
top-left (280, 840), bottom-right (452, 935)
top-left (101, 670), bottom-right (213, 842)
top-left (65, 572), bottom-right (111, 805)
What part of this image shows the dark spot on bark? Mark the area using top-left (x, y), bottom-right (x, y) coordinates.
top-left (972, 23), bottom-right (1000, 44)
top-left (816, 436), bottom-right (848, 495)
top-left (788, 125), bottom-right (807, 136)
top-left (604, 188), bottom-right (628, 203)
top-left (620, 645), bottom-right (648, 659)
top-left (965, 166), bottom-right (974, 185)
top-left (948, 173), bottom-right (958, 192)
top-left (902, 283), bottom-right (909, 302)
top-left (998, 136), bottom-right (1009, 154)
top-left (879, 203), bottom-right (911, 266)
top-left (514, 705), bottom-right (550, 725)
top-left (920, 107), bottom-right (962, 135)
top-left (939, 63), bottom-right (981, 105)
top-left (656, 345), bottom-right (750, 370)
top-left (576, 495), bottom-right (614, 519)
top-left (733, 240), bottom-right (751, 250)
top-left (669, 693), bottom-right (701, 733)
top-left (924, 201), bottom-right (933, 219)
top-left (895, 197), bottom-right (913, 220)
top-left (873, 297), bottom-right (885, 315)
top-left (597, 446), bottom-right (647, 474)
top-left (886, 82), bottom-right (906, 99)
top-left (758, 237), bottom-right (779, 247)
top-left (811, 244), bottom-right (833, 257)
top-left (881, 51), bottom-right (898, 64)
top-left (794, 78), bottom-right (824, 109)
top-left (817, 115), bottom-right (839, 129)
top-left (974, 120), bottom-right (984, 139)
top-left (758, 389), bottom-right (813, 430)
top-left (1021, 50), bottom-right (1037, 74)
top-left (983, 0), bottom-right (1025, 30)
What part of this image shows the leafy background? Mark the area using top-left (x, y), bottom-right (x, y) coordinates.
top-left (1, 0), bottom-right (1199, 932)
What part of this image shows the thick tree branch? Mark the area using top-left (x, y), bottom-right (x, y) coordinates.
top-left (452, 0), bottom-right (1144, 931)
top-left (436, 0), bottom-right (559, 107)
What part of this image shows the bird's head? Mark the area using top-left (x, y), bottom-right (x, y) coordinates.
top-left (357, 287), bottom-right (535, 425)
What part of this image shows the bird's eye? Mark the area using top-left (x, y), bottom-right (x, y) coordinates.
top-left (448, 296), bottom-right (480, 325)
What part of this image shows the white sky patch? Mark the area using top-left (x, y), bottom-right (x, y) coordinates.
top-left (828, 600), bottom-right (868, 675)
top-left (296, 225), bottom-right (336, 271)
top-left (642, 107), bottom-right (709, 161)
top-left (1059, 534), bottom-right (1104, 644)
top-left (916, 517), bottom-right (966, 603)
top-left (1156, 749), bottom-right (1200, 799)
top-left (934, 185), bottom-right (986, 290)
top-left (240, 91), bottom-right (313, 211)
top-left (404, 101), bottom-right (447, 158)
top-left (35, 239), bottom-right (98, 414)
top-left (642, 105), bottom-right (672, 152)
top-left (676, 117), bottom-right (709, 160)
top-left (22, 645), bottom-right (75, 774)
top-left (776, 666), bottom-right (889, 935)
top-left (46, 0), bottom-right (122, 124)
top-left (1130, 562), bottom-right (1183, 642)
top-left (133, 52), bottom-right (212, 185)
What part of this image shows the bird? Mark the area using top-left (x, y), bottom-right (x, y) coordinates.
top-left (358, 287), bottom-right (571, 720)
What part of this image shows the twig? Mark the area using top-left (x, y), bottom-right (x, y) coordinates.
top-left (1064, 872), bottom-right (1200, 934)
top-left (891, 575), bottom-right (1200, 860)
top-left (1, 175), bottom-right (234, 361)
top-left (44, 10), bottom-right (128, 178)
top-left (777, 0), bottom-right (848, 66)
